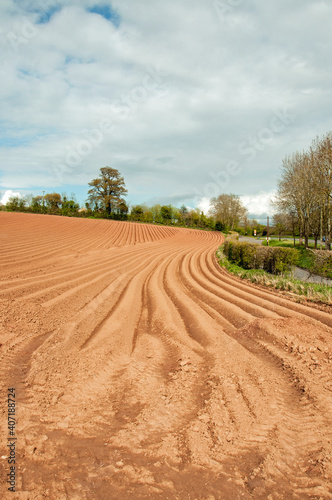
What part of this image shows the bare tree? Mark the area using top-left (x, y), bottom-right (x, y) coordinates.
top-left (273, 213), bottom-right (288, 241)
top-left (209, 194), bottom-right (248, 230)
top-left (275, 151), bottom-right (319, 247)
top-left (275, 133), bottom-right (332, 249)
top-left (311, 133), bottom-right (332, 249)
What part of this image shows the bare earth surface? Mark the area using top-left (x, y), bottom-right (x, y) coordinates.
top-left (1, 212), bottom-right (332, 500)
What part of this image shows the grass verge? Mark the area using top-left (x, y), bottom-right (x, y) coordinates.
top-left (262, 239), bottom-right (332, 280)
top-left (217, 247), bottom-right (332, 306)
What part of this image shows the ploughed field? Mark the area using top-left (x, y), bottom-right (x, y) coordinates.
top-left (1, 212), bottom-right (332, 499)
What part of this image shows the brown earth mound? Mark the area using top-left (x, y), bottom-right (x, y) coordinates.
top-left (1, 212), bottom-right (332, 499)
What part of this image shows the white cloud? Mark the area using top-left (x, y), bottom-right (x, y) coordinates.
top-left (1, 1), bottom-right (332, 206)
top-left (241, 192), bottom-right (276, 216)
top-left (1, 190), bottom-right (22, 205)
top-left (197, 197), bottom-right (212, 215)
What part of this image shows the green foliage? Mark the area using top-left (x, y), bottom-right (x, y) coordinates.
top-left (160, 205), bottom-right (172, 222)
top-left (88, 167), bottom-right (127, 216)
top-left (31, 196), bottom-right (45, 213)
top-left (307, 250), bottom-right (332, 279)
top-left (217, 248), bottom-right (332, 305)
top-left (6, 196), bottom-right (26, 212)
top-left (44, 193), bottom-right (62, 213)
top-left (61, 197), bottom-right (79, 216)
top-left (215, 221), bottom-right (228, 232)
top-left (263, 247), bottom-right (299, 274)
top-left (127, 203), bottom-right (216, 230)
top-left (130, 205), bottom-right (144, 221)
top-left (210, 193), bottom-right (248, 230)
top-left (262, 240), bottom-right (332, 279)
top-left (223, 241), bottom-right (299, 275)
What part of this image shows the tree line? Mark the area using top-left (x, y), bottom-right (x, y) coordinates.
top-left (274, 132), bottom-right (332, 249)
top-left (1, 167), bottom-right (262, 233)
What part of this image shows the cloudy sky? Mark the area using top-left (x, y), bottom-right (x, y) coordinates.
top-left (1, 0), bottom-right (332, 220)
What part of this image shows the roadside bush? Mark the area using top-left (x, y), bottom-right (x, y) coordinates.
top-left (223, 241), bottom-right (261, 269)
top-left (223, 241), bottom-right (299, 274)
top-left (262, 247), bottom-right (298, 275)
top-left (311, 250), bottom-right (332, 279)
top-left (218, 247), bottom-right (332, 305)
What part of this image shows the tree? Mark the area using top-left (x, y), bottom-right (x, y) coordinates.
top-left (179, 204), bottom-right (188, 217)
top-left (117, 200), bottom-right (129, 219)
top-left (6, 196), bottom-right (25, 212)
top-left (160, 205), bottom-right (172, 223)
top-left (88, 167), bottom-right (127, 217)
top-left (275, 134), bottom-right (332, 248)
top-left (311, 133), bottom-right (332, 249)
top-left (61, 196), bottom-right (79, 216)
top-left (275, 152), bottom-right (318, 247)
top-left (273, 213), bottom-right (288, 241)
top-left (131, 205), bottom-right (144, 221)
top-left (209, 194), bottom-right (248, 230)
top-left (44, 193), bottom-right (62, 213)
top-left (151, 204), bottom-right (162, 223)
top-left (31, 195), bottom-right (43, 213)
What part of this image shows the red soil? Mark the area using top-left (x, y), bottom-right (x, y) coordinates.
top-left (1, 212), bottom-right (332, 499)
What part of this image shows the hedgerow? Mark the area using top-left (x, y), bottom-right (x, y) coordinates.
top-left (223, 241), bottom-right (299, 275)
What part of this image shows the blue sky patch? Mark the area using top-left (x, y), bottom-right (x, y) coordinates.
top-left (87, 4), bottom-right (120, 27)
top-left (36, 5), bottom-right (61, 24)
top-left (13, 0), bottom-right (61, 24)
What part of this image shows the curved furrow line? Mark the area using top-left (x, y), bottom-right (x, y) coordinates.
top-left (129, 222), bottom-right (138, 245)
top-left (217, 321), bottom-right (332, 497)
top-left (179, 247), bottom-right (281, 326)
top-left (40, 244), bottom-right (175, 311)
top-left (0, 218), bottom-right (103, 256)
top-left (0, 239), bottom-right (166, 295)
top-left (115, 220), bottom-right (130, 247)
top-left (0, 254), bottom-right (120, 294)
top-left (79, 244), bottom-right (186, 351)
top-left (1, 236), bottom-right (184, 305)
top-left (92, 221), bottom-right (130, 249)
top-left (2, 213), bottom-right (332, 500)
top-left (45, 256), bottom-right (186, 409)
top-left (0, 250), bottom-right (122, 286)
top-left (126, 222), bottom-right (134, 246)
top-left (0, 217), bottom-right (180, 269)
top-left (106, 241), bottom-right (211, 446)
top-left (162, 246), bottom-right (230, 348)
top-left (21, 241), bottom-right (181, 306)
top-left (208, 252), bottom-right (332, 328)
top-left (138, 248), bottom-right (210, 354)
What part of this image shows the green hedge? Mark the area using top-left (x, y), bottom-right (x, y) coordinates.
top-left (223, 241), bottom-right (299, 275)
top-left (311, 251), bottom-right (332, 279)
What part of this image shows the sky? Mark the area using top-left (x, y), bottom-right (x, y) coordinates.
top-left (1, 0), bottom-right (332, 222)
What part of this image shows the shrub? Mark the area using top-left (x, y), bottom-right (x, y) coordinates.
top-left (222, 242), bottom-right (298, 275)
top-left (311, 251), bottom-right (332, 279)
top-left (218, 247), bottom-right (332, 305)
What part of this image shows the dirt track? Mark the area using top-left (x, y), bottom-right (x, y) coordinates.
top-left (1, 212), bottom-right (332, 499)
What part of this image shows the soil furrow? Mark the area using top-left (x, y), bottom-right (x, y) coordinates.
top-left (1, 212), bottom-right (331, 500)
